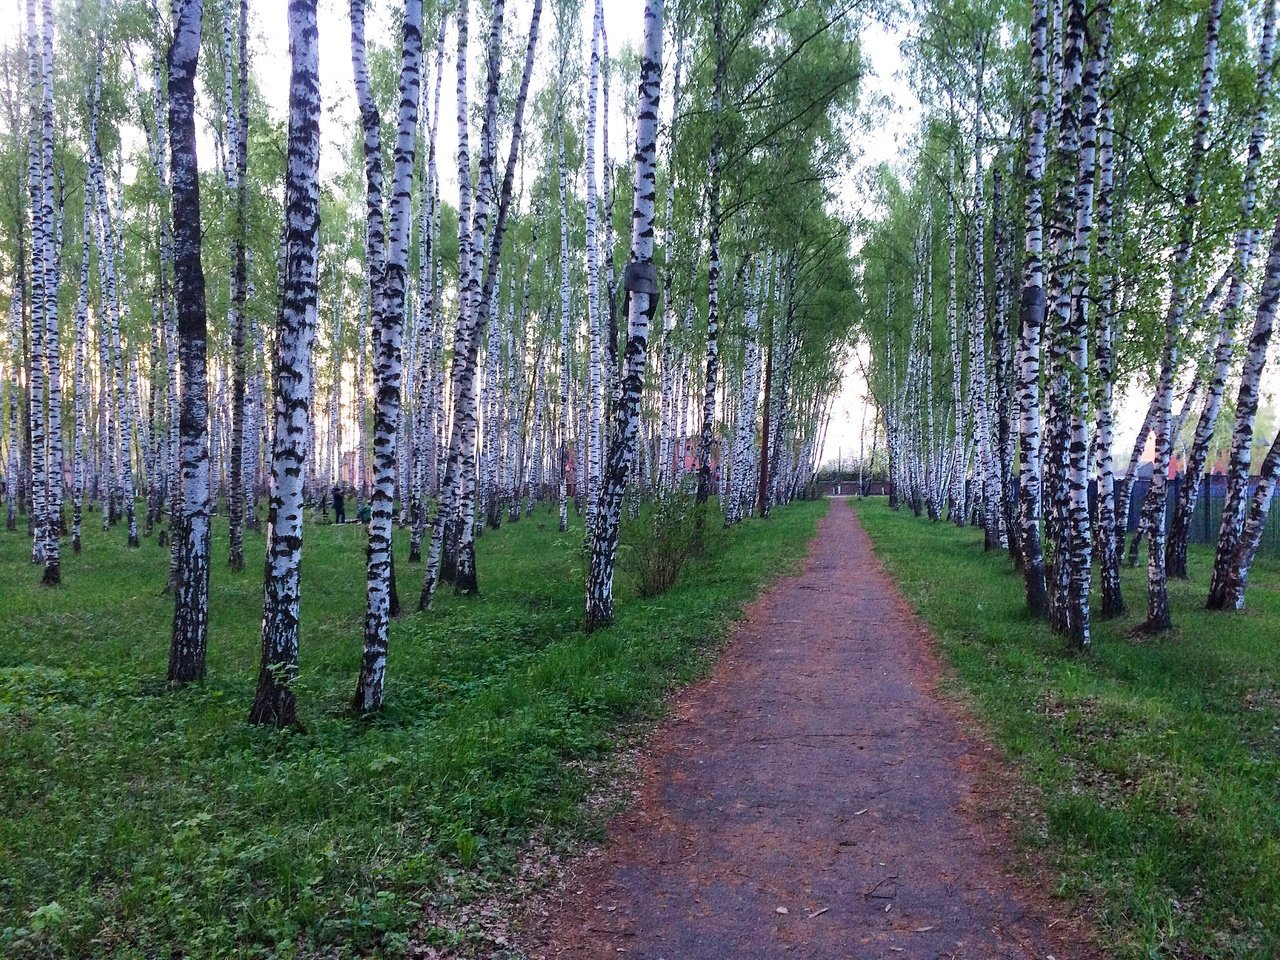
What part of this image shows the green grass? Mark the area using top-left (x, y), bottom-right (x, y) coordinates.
top-left (856, 499), bottom-right (1280, 960)
top-left (0, 498), bottom-right (826, 959)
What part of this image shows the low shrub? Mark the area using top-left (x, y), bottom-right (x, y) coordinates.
top-left (620, 488), bottom-right (719, 598)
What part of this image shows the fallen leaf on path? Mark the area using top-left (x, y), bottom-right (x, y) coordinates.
top-left (914, 925), bottom-right (935, 932)
top-left (775, 906), bottom-right (789, 914)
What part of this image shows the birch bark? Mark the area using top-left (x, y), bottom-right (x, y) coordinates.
top-left (168, 0), bottom-right (213, 685)
top-left (250, 0), bottom-right (321, 725)
top-left (583, 0), bottom-right (660, 632)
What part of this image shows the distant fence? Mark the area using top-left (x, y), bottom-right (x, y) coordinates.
top-left (818, 480), bottom-right (889, 497)
top-left (1124, 476), bottom-right (1280, 554)
top-left (865, 474), bottom-right (1280, 556)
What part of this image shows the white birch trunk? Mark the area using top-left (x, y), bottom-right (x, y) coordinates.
top-left (250, 0), bottom-right (321, 726)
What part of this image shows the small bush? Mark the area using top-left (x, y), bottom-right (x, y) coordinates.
top-left (621, 487), bottom-right (716, 598)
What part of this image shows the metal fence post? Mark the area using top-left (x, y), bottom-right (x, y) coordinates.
top-left (1203, 473), bottom-right (1210, 543)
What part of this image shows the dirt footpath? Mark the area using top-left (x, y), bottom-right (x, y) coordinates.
top-left (527, 498), bottom-right (1098, 960)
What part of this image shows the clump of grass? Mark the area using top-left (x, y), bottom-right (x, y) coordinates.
top-left (856, 499), bottom-right (1280, 960)
top-left (0, 498), bottom-right (824, 958)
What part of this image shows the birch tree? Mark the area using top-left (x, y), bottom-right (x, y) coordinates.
top-left (1014, 0), bottom-right (1049, 617)
top-left (1141, 0), bottom-right (1222, 634)
top-left (585, 0), bottom-right (663, 631)
top-left (227, 0), bottom-right (250, 572)
top-left (355, 0), bottom-right (422, 714)
top-left (695, 0), bottom-right (724, 507)
top-left (167, 0), bottom-right (212, 685)
top-left (250, 0), bottom-right (321, 726)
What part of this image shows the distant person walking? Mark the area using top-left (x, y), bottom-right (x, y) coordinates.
top-left (332, 485), bottom-right (346, 524)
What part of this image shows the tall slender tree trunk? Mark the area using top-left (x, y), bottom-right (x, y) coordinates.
top-left (990, 163), bottom-right (1016, 556)
top-left (422, 0), bottom-right (477, 606)
top-left (227, 0), bottom-right (250, 571)
top-left (946, 192), bottom-right (966, 527)
top-left (1144, 0), bottom-right (1222, 633)
top-left (1042, 0), bottom-right (1082, 634)
top-left (72, 177), bottom-right (91, 555)
top-left (1169, 0), bottom-right (1274, 581)
top-left (1062, 0), bottom-right (1107, 648)
top-left (585, 0), bottom-right (663, 629)
top-left (250, 0), bottom-right (321, 726)
top-left (88, 123), bottom-right (138, 549)
top-left (409, 17), bottom-right (446, 563)
top-left (7, 289), bottom-right (21, 533)
top-left (38, 0), bottom-right (62, 582)
top-left (757, 332), bottom-right (773, 517)
top-left (584, 4), bottom-right (603, 536)
top-left (556, 84), bottom-right (571, 534)
top-left (969, 99), bottom-right (1000, 551)
top-left (1015, 0), bottom-right (1050, 618)
top-left (695, 0), bottom-right (725, 507)
top-left (167, 0), bottom-right (212, 686)
top-left (1093, 90), bottom-right (1124, 618)
top-left (598, 0), bottom-right (616, 408)
top-left (448, 0), bottom-right (506, 593)
top-left (353, 0), bottom-right (422, 714)
top-left (24, 0), bottom-right (49, 574)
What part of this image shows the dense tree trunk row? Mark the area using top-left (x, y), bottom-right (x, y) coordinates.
top-left (1, 0), bottom-right (856, 724)
top-left (868, 0), bottom-right (1280, 643)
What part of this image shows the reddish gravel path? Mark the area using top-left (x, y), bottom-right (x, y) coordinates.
top-left (527, 498), bottom-right (1098, 960)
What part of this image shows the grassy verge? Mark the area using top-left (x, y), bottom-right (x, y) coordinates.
top-left (0, 498), bottom-right (826, 959)
top-left (855, 498), bottom-right (1280, 959)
